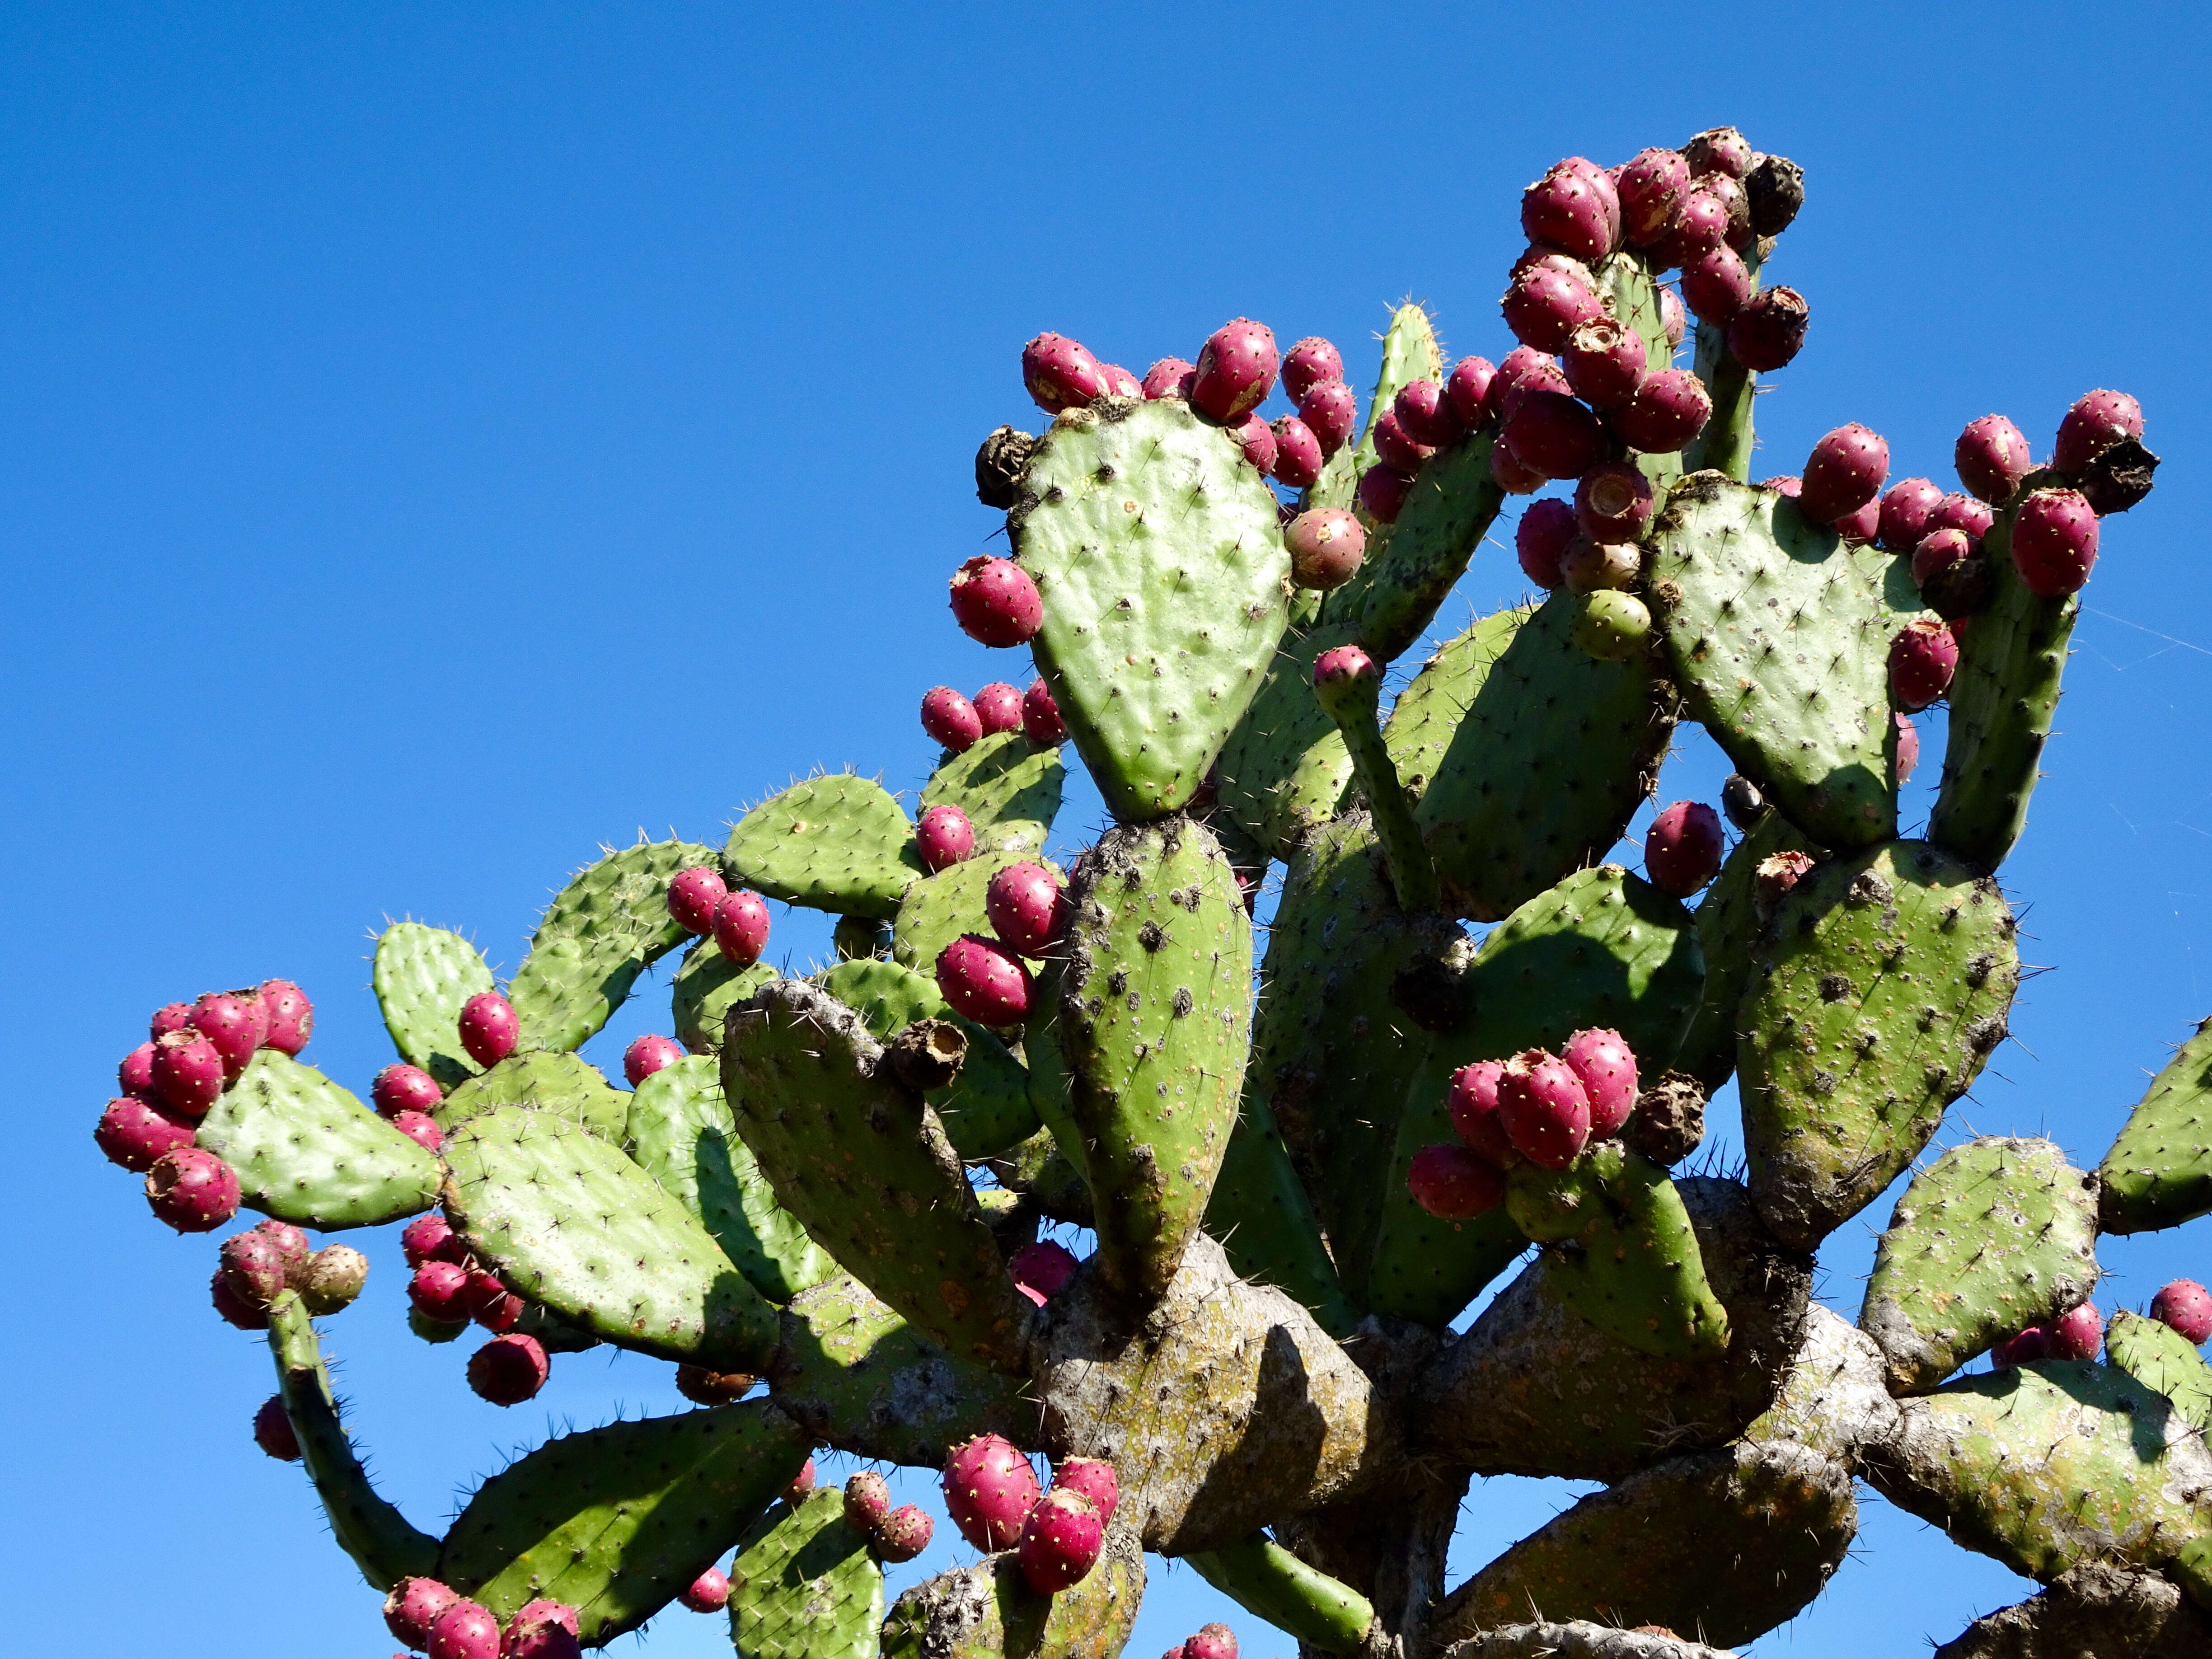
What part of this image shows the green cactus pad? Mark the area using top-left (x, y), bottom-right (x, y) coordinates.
top-left (1183, 1533), bottom-right (1374, 1653)
top-left (1010, 397), bottom-right (1289, 821)
top-left (508, 837), bottom-right (712, 1053)
top-left (1381, 604), bottom-right (1532, 807)
top-left (1415, 591), bottom-right (1673, 922)
top-left (724, 773), bottom-right (921, 922)
top-left (1210, 623), bottom-right (1355, 863)
top-left (1056, 815), bottom-right (1254, 1301)
top-left (1313, 644), bottom-right (1438, 911)
top-left (1681, 248), bottom-right (1759, 485)
top-left (672, 937), bottom-right (779, 1054)
top-left (373, 921), bottom-right (495, 1088)
top-left (266, 1293), bottom-right (439, 1590)
top-left (195, 1051), bottom-right (441, 1229)
top-left (728, 1489), bottom-right (883, 1659)
top-left (1204, 1085), bottom-right (1356, 1338)
top-left (1312, 301), bottom-right (1441, 508)
top-left (443, 1102), bottom-right (779, 1368)
top-left (2106, 1310), bottom-right (2212, 1434)
top-left (1856, 541), bottom-right (1939, 634)
top-left (439, 1397), bottom-right (808, 1645)
top-left (889, 849), bottom-right (1056, 992)
top-left (722, 979), bottom-right (1031, 1371)
top-left (434, 1049), bottom-right (629, 1143)
top-left (1597, 253), bottom-right (1680, 494)
top-left (2098, 1017), bottom-right (2212, 1234)
top-left (919, 731), bottom-right (1064, 861)
top-left (1930, 480), bottom-right (2079, 872)
top-left (815, 957), bottom-right (1038, 1158)
top-left (624, 1055), bottom-right (839, 1303)
top-left (1739, 839), bottom-right (2019, 1250)
top-left (1345, 434), bottom-right (1506, 666)
top-left (880, 1530), bottom-right (1145, 1659)
top-left (1860, 1136), bottom-right (2101, 1393)
top-left (1676, 807), bottom-right (1815, 1089)
top-left (1867, 1360), bottom-right (2212, 1582)
top-left (1649, 474), bottom-right (1898, 851)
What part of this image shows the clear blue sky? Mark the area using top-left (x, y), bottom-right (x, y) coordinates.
top-left (6, 5), bottom-right (2211, 1655)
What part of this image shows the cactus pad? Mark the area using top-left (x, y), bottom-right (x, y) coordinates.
top-left (728, 1489), bottom-right (883, 1659)
top-left (1677, 807), bottom-right (1814, 1088)
top-left (508, 837), bottom-right (712, 1053)
top-left (2105, 1309), bottom-right (2212, 1435)
top-left (374, 921), bottom-right (495, 1088)
top-left (2097, 1015), bottom-right (2212, 1234)
top-left (724, 773), bottom-right (920, 921)
top-left (1204, 1085), bottom-right (1356, 1338)
top-left (880, 1528), bottom-right (1144, 1659)
top-left (434, 1050), bottom-right (628, 1143)
top-left (195, 1051), bottom-right (441, 1229)
top-left (672, 938), bottom-right (778, 1054)
top-left (815, 956), bottom-right (1038, 1158)
top-left (1183, 1532), bottom-right (1374, 1653)
top-left (919, 731), bottom-right (1064, 860)
top-left (1381, 604), bottom-right (1531, 807)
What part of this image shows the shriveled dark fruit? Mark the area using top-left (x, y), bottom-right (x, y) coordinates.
top-left (1745, 153), bottom-right (1805, 235)
top-left (1917, 553), bottom-right (1994, 621)
top-left (887, 1018), bottom-right (968, 1092)
top-left (975, 426), bottom-right (1036, 510)
top-left (674, 1365), bottom-right (758, 1406)
top-left (1625, 1073), bottom-right (1707, 1165)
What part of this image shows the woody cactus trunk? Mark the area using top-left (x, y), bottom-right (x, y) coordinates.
top-left (96, 126), bottom-right (2211, 1659)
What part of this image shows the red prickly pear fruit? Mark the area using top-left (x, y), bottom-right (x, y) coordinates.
top-left (949, 555), bottom-right (1045, 648)
top-left (1501, 263), bottom-right (1604, 353)
top-left (1833, 495), bottom-right (1882, 546)
top-left (1281, 337), bottom-right (1344, 403)
top-left (1497, 360), bottom-right (1575, 425)
top-left (1502, 389), bottom-right (1608, 482)
top-left (986, 862), bottom-right (1065, 958)
top-left (1562, 316), bottom-right (1647, 411)
top-left (456, 992), bottom-right (517, 1068)
top-left (1991, 1326), bottom-right (2046, 1368)
top-left (1659, 285), bottom-right (1687, 348)
top-left (1763, 475), bottom-right (1801, 497)
top-left (384, 1578), bottom-right (461, 1650)
top-left (2053, 389), bottom-right (2145, 477)
top-left (1699, 172), bottom-right (1754, 251)
top-left (1022, 333), bottom-right (1107, 414)
top-left (410, 1260), bottom-right (475, 1323)
top-left (786, 1457), bottom-right (817, 1503)
top-left (1799, 424), bottom-right (1889, 523)
top-left (623, 1034), bottom-right (684, 1086)
top-left (1370, 408), bottom-right (1434, 475)
top-left (95, 1094), bottom-right (197, 1172)
top-left (1879, 478), bottom-right (1946, 553)
top-left (713, 890), bottom-right (771, 967)
top-left (1646, 189), bottom-right (1728, 270)
top-left (1406, 1143), bottom-right (1506, 1219)
top-left (1485, 347), bottom-right (1560, 423)
top-left (1052, 1456), bottom-right (1119, 1523)
top-left (145, 1147), bottom-right (241, 1231)
top-left (1755, 850), bottom-right (1816, 917)
top-left (1489, 441), bottom-right (1548, 497)
top-left (1645, 801), bottom-right (1725, 897)
top-left (1889, 620), bottom-right (1959, 713)
top-left (1187, 1623), bottom-right (1240, 1659)
top-left (1098, 363), bottom-right (1141, 399)
top-left (426, 1600), bottom-right (503, 1659)
top-left (152, 1029), bottom-right (226, 1116)
top-left (501, 1602), bottom-right (581, 1659)
top-left (1357, 464), bottom-right (1415, 524)
top-left (1726, 286), bottom-right (1809, 372)
top-left (936, 934), bottom-right (1031, 1026)
top-left (190, 989), bottom-right (269, 1078)
top-left (1297, 379), bottom-right (1357, 458)
top-left (921, 686), bottom-right (984, 752)
top-left (666, 865), bottom-right (728, 936)
top-left (1562, 1027), bottom-right (1641, 1138)
top-left (1516, 499), bottom-right (1578, 590)
top-left (1895, 712), bottom-right (1920, 784)
top-left (1612, 368), bottom-right (1711, 455)
top-left (1685, 126), bottom-right (1753, 180)
top-left (1022, 680), bottom-right (1065, 747)
top-left (211, 1265), bottom-right (269, 1330)
top-left (468, 1332), bottom-right (550, 1406)
top-left (2044, 1301), bottom-right (2103, 1361)
top-left (1286, 508), bottom-right (1368, 591)
top-left (844, 1470), bottom-right (893, 1534)
top-left (402, 1213), bottom-right (464, 1268)
top-left (1929, 492), bottom-right (1996, 546)
top-left (876, 1504), bottom-right (934, 1563)
top-left (1680, 247), bottom-right (1753, 325)
top-left (1270, 416), bottom-right (1324, 489)
top-left (1521, 159), bottom-right (1619, 262)
top-left (119, 1041), bottom-right (157, 1097)
top-left (1311, 647), bottom-right (1379, 723)
top-left (221, 1229), bottom-right (291, 1309)
top-left (1446, 356), bottom-right (1496, 427)
top-left (1142, 357), bottom-right (1195, 401)
top-left (972, 681), bottom-right (1025, 736)
top-left (1497, 1049), bottom-right (1592, 1170)
top-left (391, 1109), bottom-right (444, 1153)
top-left (1231, 411), bottom-right (1277, 477)
top-left (468, 1270), bottom-right (518, 1331)
top-left (1190, 318), bottom-right (1279, 422)
top-left (1017, 1488), bottom-right (1105, 1594)
top-left (1448, 1060), bottom-right (1516, 1167)
top-left (150, 1001), bottom-right (194, 1040)
top-left (680, 1567), bottom-right (731, 1614)
top-left (1009, 1239), bottom-right (1080, 1301)
top-left (253, 1393), bottom-right (300, 1461)
top-left (1619, 148), bottom-right (1691, 246)
top-left (243, 1218), bottom-right (310, 1280)
top-left (1574, 463), bottom-right (1656, 544)
top-left (258, 979), bottom-right (313, 1055)
top-left (373, 1063), bottom-right (444, 1119)
top-left (2010, 487), bottom-right (2100, 596)
top-left (942, 1433), bottom-right (1043, 1551)
top-left (2151, 1279), bottom-right (2212, 1345)
top-left (1956, 414), bottom-right (2034, 505)
top-left (916, 804), bottom-right (976, 874)
top-left (1394, 379), bottom-right (1465, 449)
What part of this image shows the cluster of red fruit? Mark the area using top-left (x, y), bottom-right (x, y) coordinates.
top-left (1163, 1621), bottom-right (1242, 1659)
top-left (382, 1578), bottom-right (590, 1659)
top-left (941, 1433), bottom-right (1117, 1593)
top-left (920, 678), bottom-right (1065, 754)
top-left (1991, 1277), bottom-right (2212, 1369)
top-left (398, 1211), bottom-right (553, 1406)
top-left (840, 1466), bottom-right (935, 1563)
top-left (928, 860), bottom-right (1066, 1030)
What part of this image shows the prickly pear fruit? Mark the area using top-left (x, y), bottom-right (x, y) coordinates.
top-left (664, 865), bottom-right (727, 937)
top-left (118, 1041), bottom-right (157, 1097)
top-left (1684, 126), bottom-right (1753, 179)
top-left (713, 889), bottom-right (771, 967)
top-left (1357, 464), bottom-right (1415, 524)
top-left (985, 862), bottom-right (1064, 958)
top-left (456, 992), bottom-right (517, 1068)
top-left (679, 1567), bottom-right (731, 1614)
top-left (2053, 388), bottom-right (2145, 478)
top-left (1619, 147), bottom-right (1689, 245)
top-left (786, 1457), bottom-right (816, 1503)
top-left (152, 1029), bottom-right (226, 1117)
top-left (1574, 462), bottom-right (1656, 542)
top-left (623, 1034), bottom-right (684, 1085)
top-left (1992, 1326), bottom-right (2046, 1367)
top-left (1879, 478), bottom-right (1945, 553)
top-left (1311, 644), bottom-right (1379, 719)
top-left (1612, 368), bottom-right (1711, 454)
top-left (372, 1063), bottom-right (443, 1119)
top-left (1407, 1143), bottom-right (1507, 1219)
top-left (467, 1332), bottom-right (550, 1406)
top-left (1522, 158), bottom-right (1620, 261)
top-left (1298, 379), bottom-right (1357, 458)
top-left (1503, 389), bottom-right (1607, 480)
top-left (2044, 1301), bottom-right (2104, 1361)
top-left (1895, 712), bottom-right (1920, 783)
top-left (1017, 1487), bottom-right (1106, 1593)
top-left (1010, 1240), bottom-right (1080, 1303)
top-left (1498, 1049), bottom-right (1593, 1169)
top-left (2151, 1280), bottom-right (2212, 1345)
top-left (1271, 415), bottom-right (1324, 488)
top-left (1231, 411), bottom-right (1278, 476)
top-left (1889, 619), bottom-right (1960, 712)
top-left (949, 555), bottom-right (1045, 648)
top-left (1052, 1456), bottom-right (1119, 1523)
top-left (1799, 423), bottom-right (1890, 523)
top-left (384, 1577), bottom-right (461, 1650)
top-left (410, 1262), bottom-right (474, 1324)
top-left (2010, 487), bottom-right (2100, 596)
top-left (1502, 263), bottom-right (1604, 352)
top-left (426, 1599), bottom-right (502, 1659)
top-left (935, 934), bottom-right (1031, 1026)
top-left (1448, 1060), bottom-right (1517, 1168)
top-left (1680, 247), bottom-right (1753, 324)
top-left (1281, 337), bottom-right (1343, 403)
top-left (1370, 408), bottom-right (1434, 475)
top-left (402, 1213), bottom-right (463, 1269)
top-left (1912, 528), bottom-right (1973, 590)
top-left (1645, 801), bottom-right (1725, 896)
top-left (921, 686), bottom-right (984, 752)
top-left (94, 1094), bottom-right (197, 1172)
top-left (1394, 379), bottom-right (1464, 448)
top-left (1562, 316), bottom-right (1647, 410)
top-left (1187, 1623), bottom-right (1240, 1659)
top-left (190, 989), bottom-right (269, 1078)
top-left (145, 1147), bottom-right (240, 1232)
top-left (211, 1265), bottom-right (268, 1330)
top-left (972, 682), bottom-right (1024, 737)
top-left (1098, 364), bottom-right (1141, 398)
top-left (1142, 358), bottom-right (1195, 401)
top-left (1955, 414), bottom-right (2033, 505)
top-left (221, 1229), bottom-right (290, 1309)
top-left (943, 1433), bottom-right (1042, 1551)
top-left (300, 1244), bottom-right (369, 1314)
top-left (253, 1394), bottom-right (300, 1461)
top-left (1747, 152), bottom-right (1806, 234)
top-left (501, 1601), bottom-right (581, 1659)
top-left (1516, 499), bottom-right (1576, 589)
top-left (877, 1504), bottom-right (934, 1563)
top-left (1648, 188), bottom-right (1727, 269)
top-left (1560, 537), bottom-right (1639, 594)
top-left (916, 804), bottom-right (976, 874)
top-left (844, 1470), bottom-right (892, 1534)
top-left (150, 1001), bottom-right (194, 1039)
top-left (1441, 356), bottom-right (1494, 429)
top-left (1190, 318), bottom-right (1278, 422)
top-left (1022, 334), bottom-right (1107, 414)
top-left (1022, 679), bottom-right (1064, 746)
top-left (1562, 1028), bottom-right (1640, 1138)
top-left (1572, 590), bottom-right (1652, 661)
top-left (258, 979), bottom-right (313, 1055)
top-left (1833, 494), bottom-right (1881, 544)
top-left (674, 1365), bottom-right (756, 1405)
top-left (1285, 508), bottom-right (1367, 590)
top-left (1754, 850), bottom-right (1817, 920)
top-left (1658, 284), bottom-right (1687, 348)
top-left (1930, 492), bottom-right (1996, 545)
top-left (1726, 286), bottom-right (1809, 371)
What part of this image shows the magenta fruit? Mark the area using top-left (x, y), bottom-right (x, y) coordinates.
top-left (251, 1217), bottom-right (311, 1277)
top-left (2010, 487), bottom-right (2100, 596)
top-left (150, 1000), bottom-right (194, 1039)
top-left (1500, 263), bottom-right (1604, 353)
top-left (1619, 147), bottom-right (1690, 246)
top-left (1648, 188), bottom-right (1728, 269)
top-left (1142, 357), bottom-right (1195, 400)
top-left (1562, 1027), bottom-right (1640, 1138)
top-left (1764, 475), bottom-right (1801, 497)
top-left (985, 862), bottom-right (1065, 958)
top-left (151, 1029), bottom-right (226, 1117)
top-left (468, 1332), bottom-right (550, 1406)
top-left (1700, 171), bottom-right (1754, 250)
top-left (1098, 363), bottom-right (1141, 399)
top-left (1520, 158), bottom-right (1619, 262)
top-left (1800, 423), bottom-right (1890, 523)
top-left (935, 934), bottom-right (1031, 1026)
top-left (787, 1457), bottom-right (817, 1503)
top-left (1369, 408), bottom-right (1434, 474)
top-left (1684, 126), bottom-right (1753, 179)
top-left (622, 1034), bottom-right (684, 1086)
top-left (1017, 1488), bottom-right (1106, 1594)
top-left (876, 1504), bottom-right (934, 1563)
top-left (258, 979), bottom-right (313, 1055)
top-left (1726, 286), bottom-right (1809, 371)
top-left (1501, 389), bottom-right (1607, 481)
top-left (1879, 478), bottom-right (1946, 553)
top-left (1756, 850), bottom-right (1816, 916)
top-left (1021, 333), bottom-right (1107, 414)
top-left (467, 1266), bottom-right (520, 1331)
top-left (211, 1265), bottom-right (268, 1330)
top-left (1833, 495), bottom-right (1882, 544)
top-left (1022, 679), bottom-right (1065, 747)
top-left (1010, 1239), bottom-right (1080, 1302)
top-left (1406, 1143), bottom-right (1506, 1220)
top-left (2053, 388), bottom-right (2145, 476)
top-left (1515, 499), bottom-right (1578, 589)
top-left (1895, 712), bottom-right (1920, 784)
top-left (190, 989), bottom-right (269, 1078)
top-left (1679, 247), bottom-right (1753, 325)
top-left (1285, 507), bottom-right (1368, 591)
top-left (1658, 284), bottom-right (1687, 348)
top-left (2044, 1301), bottom-right (2104, 1361)
top-left (1890, 620), bottom-right (1960, 712)
top-left (666, 865), bottom-right (728, 936)
top-left (1394, 378), bottom-right (1464, 448)
top-left (411, 1261), bottom-right (475, 1323)
top-left (1955, 414), bottom-right (2033, 505)
top-left (844, 1470), bottom-right (893, 1534)
top-left (1312, 645), bottom-right (1378, 706)
top-left (402, 1213), bottom-right (464, 1268)
top-left (221, 1229), bottom-right (290, 1309)
top-left (1357, 463), bottom-right (1415, 524)
top-left (2151, 1279), bottom-right (2212, 1345)
top-left (253, 1394), bottom-right (300, 1461)
top-left (1050, 1456), bottom-right (1119, 1523)
top-left (1187, 1623), bottom-right (1240, 1659)
top-left (1574, 462), bottom-right (1656, 543)
top-left (680, 1567), bottom-right (731, 1614)
top-left (1271, 416), bottom-right (1324, 489)
top-left (1497, 359), bottom-right (1574, 424)
top-left (915, 804), bottom-right (976, 874)
top-left (145, 1147), bottom-right (240, 1232)
top-left (456, 991), bottom-right (516, 1068)
top-left (948, 554), bottom-right (1045, 648)
top-left (1991, 1326), bottom-right (2047, 1368)
top-left (1562, 316), bottom-right (1647, 410)
top-left (921, 686), bottom-right (984, 753)
top-left (1231, 411), bottom-right (1277, 476)
top-left (1190, 318), bottom-right (1279, 422)
top-left (94, 1094), bottom-right (197, 1172)
top-left (1297, 379), bottom-right (1357, 458)
top-left (1447, 1059), bottom-right (1516, 1167)
top-left (1612, 368), bottom-right (1711, 455)
top-left (1484, 346), bottom-right (1559, 421)
top-left (1489, 441), bottom-right (1547, 497)
top-left (1445, 356), bottom-right (1496, 427)
top-left (1497, 1049), bottom-right (1593, 1170)
top-left (1645, 801), bottom-right (1725, 897)
top-left (501, 1603), bottom-right (581, 1659)
top-left (373, 1063), bottom-right (444, 1118)
top-left (1929, 492), bottom-right (1996, 545)
top-left (1281, 337), bottom-right (1343, 403)
top-left (385, 1578), bottom-right (462, 1650)
top-left (972, 681), bottom-right (1024, 737)
top-left (942, 1433), bottom-right (1042, 1551)
top-left (119, 1040), bottom-right (157, 1097)
top-left (1912, 528), bottom-right (1973, 588)
top-left (392, 1110), bottom-right (443, 1153)
top-left (713, 889), bottom-right (771, 967)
